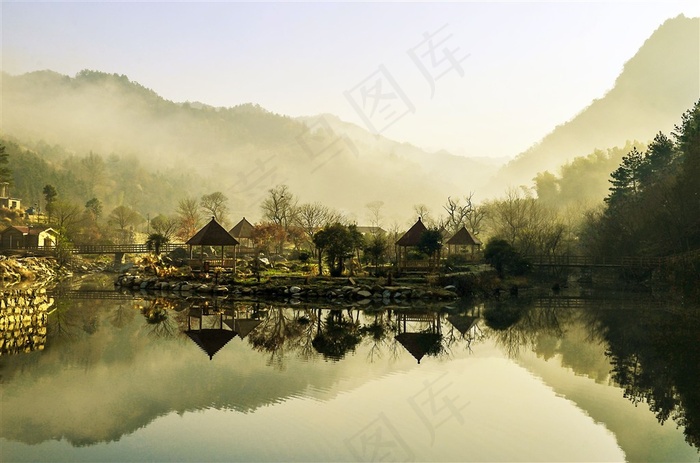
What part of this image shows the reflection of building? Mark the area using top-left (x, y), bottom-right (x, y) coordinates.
top-left (0, 226), bottom-right (58, 249)
top-left (185, 306), bottom-right (236, 360)
top-left (0, 182), bottom-right (21, 210)
top-left (446, 314), bottom-right (480, 337)
top-left (395, 312), bottom-right (443, 364)
top-left (229, 305), bottom-right (263, 339)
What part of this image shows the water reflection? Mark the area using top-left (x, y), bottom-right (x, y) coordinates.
top-left (1, 291), bottom-right (698, 460)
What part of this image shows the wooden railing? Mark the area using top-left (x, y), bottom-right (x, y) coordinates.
top-left (526, 255), bottom-right (666, 268)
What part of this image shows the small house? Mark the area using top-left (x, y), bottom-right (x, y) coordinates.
top-left (0, 226), bottom-right (58, 249)
top-left (0, 182), bottom-right (21, 210)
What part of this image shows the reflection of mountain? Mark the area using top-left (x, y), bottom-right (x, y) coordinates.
top-left (2, 294), bottom-right (697, 459)
top-left (0, 300), bottom-right (428, 446)
top-left (515, 302), bottom-right (700, 461)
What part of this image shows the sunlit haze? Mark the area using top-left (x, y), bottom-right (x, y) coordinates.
top-left (3, 1), bottom-right (698, 159)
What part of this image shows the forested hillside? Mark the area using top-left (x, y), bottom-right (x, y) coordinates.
top-left (0, 70), bottom-right (498, 222)
top-left (492, 15), bottom-right (700, 193)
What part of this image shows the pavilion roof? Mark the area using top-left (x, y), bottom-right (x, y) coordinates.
top-left (186, 217), bottom-right (239, 246)
top-left (185, 328), bottom-right (236, 360)
top-left (396, 218), bottom-right (428, 246)
top-left (395, 332), bottom-right (442, 364)
top-left (229, 217), bottom-right (255, 239)
top-left (446, 226), bottom-right (483, 246)
top-left (446, 315), bottom-right (479, 335)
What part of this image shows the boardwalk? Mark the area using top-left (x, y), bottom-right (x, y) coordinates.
top-left (526, 255), bottom-right (666, 269)
top-left (2, 243), bottom-right (184, 255)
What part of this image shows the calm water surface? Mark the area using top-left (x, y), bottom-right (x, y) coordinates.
top-left (1, 291), bottom-right (699, 462)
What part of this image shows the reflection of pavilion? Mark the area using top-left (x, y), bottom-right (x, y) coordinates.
top-left (446, 314), bottom-right (479, 337)
top-left (185, 303), bottom-right (266, 359)
top-left (186, 305), bottom-right (237, 360)
top-left (227, 305), bottom-right (264, 340)
top-left (395, 312), bottom-right (443, 364)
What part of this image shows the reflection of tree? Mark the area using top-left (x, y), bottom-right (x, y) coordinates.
top-left (48, 300), bottom-right (79, 339)
top-left (486, 299), bottom-right (564, 358)
top-left (247, 307), bottom-right (310, 369)
top-left (592, 307), bottom-right (700, 450)
top-left (312, 309), bottom-right (362, 361)
top-left (445, 307), bottom-right (484, 354)
top-left (110, 304), bottom-right (135, 329)
top-left (138, 298), bottom-right (182, 338)
top-left (360, 311), bottom-right (397, 363)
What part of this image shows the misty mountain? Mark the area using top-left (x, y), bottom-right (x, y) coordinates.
top-left (491, 15), bottom-right (700, 194)
top-left (0, 70), bottom-right (498, 223)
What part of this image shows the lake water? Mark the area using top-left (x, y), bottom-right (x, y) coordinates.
top-left (1, 291), bottom-right (699, 462)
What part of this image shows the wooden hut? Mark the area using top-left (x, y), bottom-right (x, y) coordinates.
top-left (446, 226), bottom-right (482, 257)
top-left (395, 218), bottom-right (428, 270)
top-left (186, 217), bottom-right (239, 270)
top-left (229, 217), bottom-right (255, 252)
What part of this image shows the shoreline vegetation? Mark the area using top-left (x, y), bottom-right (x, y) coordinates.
top-left (1, 253), bottom-right (696, 309)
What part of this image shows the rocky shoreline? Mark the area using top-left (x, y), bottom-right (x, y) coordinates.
top-left (114, 273), bottom-right (461, 301)
top-left (0, 256), bottom-right (61, 285)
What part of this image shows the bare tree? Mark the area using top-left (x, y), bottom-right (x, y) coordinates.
top-left (149, 214), bottom-right (179, 240)
top-left (52, 200), bottom-right (83, 237)
top-left (443, 193), bottom-right (486, 236)
top-left (294, 202), bottom-right (335, 254)
top-left (261, 184), bottom-right (298, 230)
top-left (365, 201), bottom-right (384, 230)
top-left (483, 187), bottom-right (566, 255)
top-left (107, 205), bottom-right (144, 244)
top-left (200, 191), bottom-right (229, 225)
top-left (176, 197), bottom-right (202, 241)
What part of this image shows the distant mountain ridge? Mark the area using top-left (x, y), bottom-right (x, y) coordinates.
top-left (491, 14), bottom-right (700, 193)
top-left (0, 15), bottom-right (697, 218)
top-left (0, 70), bottom-right (498, 221)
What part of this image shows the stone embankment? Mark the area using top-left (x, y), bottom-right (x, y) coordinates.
top-left (0, 256), bottom-right (60, 284)
top-left (0, 288), bottom-right (54, 355)
top-left (114, 274), bottom-right (459, 301)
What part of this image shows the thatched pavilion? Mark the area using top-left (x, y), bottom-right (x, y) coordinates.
top-left (395, 218), bottom-right (428, 270)
top-left (229, 217), bottom-right (255, 251)
top-left (446, 226), bottom-right (482, 257)
top-left (186, 217), bottom-right (239, 271)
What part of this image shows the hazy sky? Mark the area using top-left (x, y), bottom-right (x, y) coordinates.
top-left (2, 1), bottom-right (699, 159)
